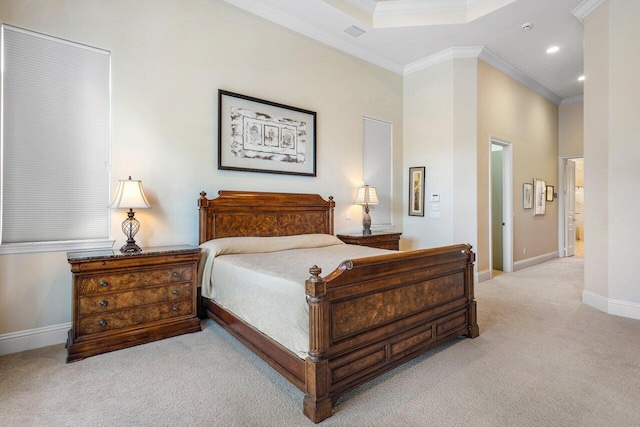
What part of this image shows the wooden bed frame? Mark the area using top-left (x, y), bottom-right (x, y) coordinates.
top-left (198, 190), bottom-right (479, 423)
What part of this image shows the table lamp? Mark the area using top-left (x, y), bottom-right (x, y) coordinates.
top-left (354, 184), bottom-right (379, 235)
top-left (110, 176), bottom-right (151, 253)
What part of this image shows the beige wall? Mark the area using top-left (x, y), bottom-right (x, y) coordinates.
top-left (608, 0), bottom-right (640, 304)
top-left (403, 61), bottom-right (455, 249)
top-left (583, 1), bottom-right (610, 299)
top-left (584, 0), bottom-right (640, 312)
top-left (477, 60), bottom-right (559, 273)
top-left (404, 56), bottom-right (556, 275)
top-left (401, 58), bottom-right (478, 256)
top-left (559, 102), bottom-right (584, 156)
top-left (452, 59), bottom-right (478, 251)
top-left (0, 0), bottom-right (403, 336)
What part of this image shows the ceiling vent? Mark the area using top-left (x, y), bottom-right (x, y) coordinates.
top-left (344, 25), bottom-right (366, 37)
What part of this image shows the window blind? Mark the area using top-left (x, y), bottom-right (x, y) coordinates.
top-left (1, 25), bottom-right (111, 245)
top-left (363, 117), bottom-right (392, 226)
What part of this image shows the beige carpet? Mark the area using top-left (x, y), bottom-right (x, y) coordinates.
top-left (2, 257), bottom-right (640, 426)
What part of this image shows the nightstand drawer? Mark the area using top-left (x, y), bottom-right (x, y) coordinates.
top-left (78, 282), bottom-right (193, 316)
top-left (78, 299), bottom-right (193, 336)
top-left (337, 232), bottom-right (401, 251)
top-left (361, 241), bottom-right (399, 250)
top-left (79, 265), bottom-right (193, 295)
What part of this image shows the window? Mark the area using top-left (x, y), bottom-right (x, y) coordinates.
top-left (1, 25), bottom-right (111, 253)
top-left (363, 117), bottom-right (392, 227)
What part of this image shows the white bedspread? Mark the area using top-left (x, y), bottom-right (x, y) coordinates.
top-left (199, 234), bottom-right (392, 358)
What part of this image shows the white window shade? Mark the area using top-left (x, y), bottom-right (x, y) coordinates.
top-left (1, 25), bottom-right (111, 246)
top-left (363, 117), bottom-right (392, 227)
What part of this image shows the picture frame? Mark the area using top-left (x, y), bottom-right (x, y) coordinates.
top-left (546, 185), bottom-right (555, 202)
top-left (533, 178), bottom-right (546, 216)
top-left (523, 182), bottom-right (533, 209)
top-left (218, 90), bottom-right (316, 176)
top-left (409, 166), bottom-right (425, 216)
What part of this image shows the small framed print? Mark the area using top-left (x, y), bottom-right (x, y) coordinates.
top-left (409, 167), bottom-right (425, 216)
top-left (523, 182), bottom-right (533, 209)
top-left (533, 178), bottom-right (546, 216)
top-left (546, 185), bottom-right (555, 202)
top-left (218, 90), bottom-right (316, 176)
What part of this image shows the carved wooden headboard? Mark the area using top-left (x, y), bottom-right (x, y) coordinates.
top-left (198, 191), bottom-right (335, 244)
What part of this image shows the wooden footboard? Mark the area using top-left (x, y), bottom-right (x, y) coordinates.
top-left (304, 244), bottom-right (478, 422)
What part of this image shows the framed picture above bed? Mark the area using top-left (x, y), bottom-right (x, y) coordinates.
top-left (218, 90), bottom-right (317, 176)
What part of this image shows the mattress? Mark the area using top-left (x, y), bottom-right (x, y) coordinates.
top-left (199, 234), bottom-right (392, 358)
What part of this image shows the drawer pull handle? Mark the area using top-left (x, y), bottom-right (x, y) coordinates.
top-left (172, 289), bottom-right (179, 295)
top-left (99, 280), bottom-right (108, 288)
top-left (99, 300), bottom-right (108, 307)
top-left (99, 320), bottom-right (107, 327)
top-left (172, 272), bottom-right (180, 278)
top-left (172, 306), bottom-right (179, 312)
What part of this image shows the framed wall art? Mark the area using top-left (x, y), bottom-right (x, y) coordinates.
top-left (546, 185), bottom-right (555, 202)
top-left (523, 182), bottom-right (533, 209)
top-left (409, 166), bottom-right (425, 216)
top-left (218, 90), bottom-right (316, 176)
top-left (533, 178), bottom-right (546, 216)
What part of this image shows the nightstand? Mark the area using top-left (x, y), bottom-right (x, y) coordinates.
top-left (66, 245), bottom-right (201, 362)
top-left (337, 231), bottom-right (402, 251)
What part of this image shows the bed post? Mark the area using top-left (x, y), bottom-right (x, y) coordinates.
top-left (198, 191), bottom-right (210, 245)
top-left (303, 265), bottom-right (332, 423)
top-left (464, 246), bottom-right (480, 338)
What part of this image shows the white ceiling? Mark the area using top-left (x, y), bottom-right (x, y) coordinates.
top-left (222, 0), bottom-right (588, 104)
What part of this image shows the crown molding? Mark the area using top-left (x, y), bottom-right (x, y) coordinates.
top-left (221, 0), bottom-right (405, 74)
top-left (222, 0), bottom-right (562, 104)
top-left (404, 46), bottom-right (484, 75)
top-left (404, 46), bottom-right (562, 105)
top-left (560, 95), bottom-right (584, 105)
top-left (479, 48), bottom-right (562, 105)
top-left (376, 0), bottom-right (467, 15)
top-left (572, 0), bottom-right (607, 23)
top-left (344, 0), bottom-right (377, 14)
top-left (337, 0), bottom-right (517, 25)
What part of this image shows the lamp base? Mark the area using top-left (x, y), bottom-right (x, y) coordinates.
top-left (120, 209), bottom-right (142, 253)
top-left (362, 211), bottom-right (372, 235)
top-left (120, 241), bottom-right (142, 253)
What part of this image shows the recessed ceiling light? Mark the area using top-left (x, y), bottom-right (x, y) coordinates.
top-left (344, 26), bottom-right (365, 38)
top-left (578, 75), bottom-right (585, 82)
top-left (546, 46), bottom-right (560, 54)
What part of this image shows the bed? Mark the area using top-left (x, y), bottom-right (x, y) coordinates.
top-left (198, 190), bottom-right (479, 423)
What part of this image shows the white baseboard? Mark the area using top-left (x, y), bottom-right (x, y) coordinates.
top-left (0, 322), bottom-right (70, 356)
top-left (583, 291), bottom-right (640, 320)
top-left (476, 269), bottom-right (491, 283)
top-left (513, 251), bottom-right (559, 272)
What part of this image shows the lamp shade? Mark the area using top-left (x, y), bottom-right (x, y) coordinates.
top-left (354, 185), bottom-right (379, 206)
top-left (110, 176), bottom-right (151, 209)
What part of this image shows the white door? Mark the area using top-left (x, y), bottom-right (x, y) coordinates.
top-left (565, 160), bottom-right (576, 257)
top-left (489, 137), bottom-right (513, 275)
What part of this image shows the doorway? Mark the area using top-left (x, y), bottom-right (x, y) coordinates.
top-left (489, 137), bottom-right (513, 277)
top-left (559, 156), bottom-right (584, 258)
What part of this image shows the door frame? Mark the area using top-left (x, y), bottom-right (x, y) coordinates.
top-left (488, 136), bottom-right (513, 276)
top-left (558, 154), bottom-right (583, 257)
